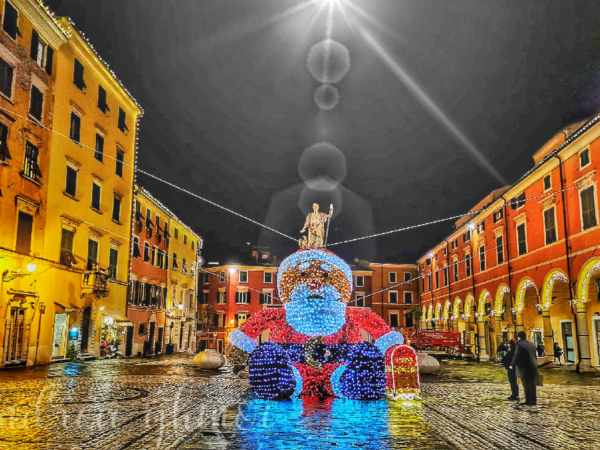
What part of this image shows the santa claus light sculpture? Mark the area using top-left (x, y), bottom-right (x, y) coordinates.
top-left (230, 244), bottom-right (420, 400)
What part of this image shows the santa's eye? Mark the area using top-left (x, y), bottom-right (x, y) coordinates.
top-left (301, 272), bottom-right (307, 277)
top-left (323, 273), bottom-right (329, 279)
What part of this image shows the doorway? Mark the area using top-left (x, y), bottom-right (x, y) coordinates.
top-left (80, 307), bottom-right (91, 353)
top-left (125, 326), bottom-right (134, 356)
top-left (148, 322), bottom-right (156, 355)
top-left (593, 318), bottom-right (600, 366)
top-left (3, 307), bottom-right (27, 363)
top-left (217, 339), bottom-right (223, 354)
top-left (561, 321), bottom-right (576, 363)
top-left (179, 322), bottom-right (184, 349)
top-left (156, 327), bottom-right (164, 354)
top-left (52, 314), bottom-right (68, 358)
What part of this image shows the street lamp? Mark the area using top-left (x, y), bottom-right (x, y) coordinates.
top-left (2, 262), bottom-right (37, 282)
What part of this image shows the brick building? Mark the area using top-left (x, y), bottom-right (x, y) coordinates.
top-left (418, 115), bottom-right (600, 370)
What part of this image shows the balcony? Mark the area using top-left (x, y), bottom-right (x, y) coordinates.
top-left (81, 268), bottom-right (110, 299)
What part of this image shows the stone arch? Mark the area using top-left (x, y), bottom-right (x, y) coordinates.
top-left (443, 300), bottom-right (452, 320)
top-left (477, 290), bottom-right (492, 317)
top-left (453, 297), bottom-right (462, 319)
top-left (576, 257), bottom-right (600, 303)
top-left (515, 277), bottom-right (537, 312)
top-left (494, 284), bottom-right (510, 314)
top-left (541, 269), bottom-right (569, 309)
top-left (435, 302), bottom-right (442, 319)
top-left (464, 294), bottom-right (475, 318)
top-left (422, 305), bottom-right (427, 322)
top-left (427, 304), bottom-right (433, 321)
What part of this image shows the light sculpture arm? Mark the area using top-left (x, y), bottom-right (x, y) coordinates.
top-left (347, 307), bottom-right (405, 354)
top-left (229, 309), bottom-right (284, 353)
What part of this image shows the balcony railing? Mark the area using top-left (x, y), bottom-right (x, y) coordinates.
top-left (81, 268), bottom-right (110, 299)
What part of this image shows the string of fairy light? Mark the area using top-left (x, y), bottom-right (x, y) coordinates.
top-left (0, 103), bottom-right (583, 254)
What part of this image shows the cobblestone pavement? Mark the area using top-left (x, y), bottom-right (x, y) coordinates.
top-left (1, 356), bottom-right (599, 449)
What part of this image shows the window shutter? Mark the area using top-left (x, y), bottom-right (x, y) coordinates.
top-left (247, 291), bottom-right (251, 304)
top-left (45, 46), bottom-right (53, 75)
top-left (30, 29), bottom-right (39, 60)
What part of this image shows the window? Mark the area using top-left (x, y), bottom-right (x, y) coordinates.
top-left (389, 272), bottom-right (397, 283)
top-left (404, 292), bottom-right (413, 304)
top-left (493, 209), bottom-right (503, 223)
top-left (479, 246), bottom-right (486, 271)
top-left (404, 272), bottom-right (411, 282)
top-left (463, 230), bottom-right (471, 242)
top-left (87, 239), bottom-right (99, 270)
top-left (73, 59), bottom-right (86, 90)
top-left (517, 223), bottom-right (527, 256)
top-left (405, 313), bottom-right (414, 328)
top-left (182, 259), bottom-right (188, 274)
top-left (496, 236), bottom-right (504, 265)
top-left (451, 240), bottom-right (458, 250)
top-left (183, 235), bottom-right (187, 245)
top-left (355, 294), bottom-right (365, 307)
top-left (151, 246), bottom-right (156, 266)
top-left (443, 266), bottom-right (448, 286)
top-left (98, 85), bottom-right (109, 113)
top-left (95, 134), bottom-right (104, 162)
top-left (15, 211), bottom-right (33, 255)
top-left (191, 241), bottom-right (194, 250)
top-left (0, 57), bottom-right (13, 98)
top-left (29, 85), bottom-right (43, 121)
top-left (264, 272), bottom-right (273, 283)
top-left (239, 270), bottom-right (248, 283)
top-left (512, 192), bottom-right (526, 210)
top-left (0, 122), bottom-right (10, 162)
top-left (174, 228), bottom-right (179, 239)
top-left (389, 291), bottom-right (398, 304)
top-left (70, 112), bottom-right (81, 143)
top-left (60, 229), bottom-right (76, 266)
top-left (116, 148), bottom-right (124, 177)
top-left (2, 2), bottom-right (19, 40)
top-left (132, 236), bottom-right (141, 258)
top-left (201, 292), bottom-right (209, 304)
top-left (443, 247), bottom-right (447, 256)
top-left (23, 142), bottom-right (42, 180)
top-left (580, 149), bottom-right (590, 168)
top-left (112, 194), bottom-right (121, 223)
top-left (261, 291), bottom-right (272, 304)
top-left (109, 248), bottom-right (118, 278)
top-left (91, 182), bottom-right (101, 210)
top-left (356, 275), bottom-right (364, 287)
top-left (118, 108), bottom-right (128, 132)
top-left (236, 313), bottom-right (248, 327)
top-left (217, 291), bottom-right (226, 304)
top-left (65, 165), bottom-right (77, 197)
top-left (144, 243), bottom-right (150, 262)
top-left (453, 261), bottom-right (458, 282)
top-left (389, 313), bottom-right (399, 328)
top-left (544, 175), bottom-right (552, 192)
top-left (204, 273), bottom-right (210, 284)
top-left (156, 249), bottom-right (163, 268)
top-left (477, 221), bottom-right (485, 233)
top-left (544, 207), bottom-right (557, 245)
top-left (428, 274), bottom-right (432, 291)
top-left (220, 271), bottom-right (225, 281)
top-left (138, 323), bottom-right (146, 336)
top-left (172, 253), bottom-right (178, 270)
top-left (580, 186), bottom-right (597, 230)
top-left (235, 291), bottom-right (249, 304)
top-left (435, 271), bottom-right (439, 289)
top-left (465, 255), bottom-right (471, 277)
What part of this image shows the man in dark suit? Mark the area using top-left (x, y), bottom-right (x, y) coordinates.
top-left (510, 331), bottom-right (539, 405)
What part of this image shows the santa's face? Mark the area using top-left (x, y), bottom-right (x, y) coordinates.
top-left (279, 253), bottom-right (352, 336)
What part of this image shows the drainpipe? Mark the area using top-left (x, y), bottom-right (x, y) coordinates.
top-left (500, 196), bottom-right (515, 334)
top-left (554, 154), bottom-right (583, 370)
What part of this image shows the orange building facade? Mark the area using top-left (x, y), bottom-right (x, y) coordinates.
top-left (418, 116), bottom-right (600, 370)
top-left (126, 187), bottom-right (169, 356)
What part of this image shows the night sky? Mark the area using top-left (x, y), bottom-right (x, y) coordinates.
top-left (46, 0), bottom-right (600, 265)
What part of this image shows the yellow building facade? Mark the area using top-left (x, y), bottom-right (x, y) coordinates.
top-left (0, 0), bottom-right (142, 366)
top-left (165, 216), bottom-right (200, 352)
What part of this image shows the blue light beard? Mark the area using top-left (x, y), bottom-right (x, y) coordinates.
top-left (286, 285), bottom-right (347, 336)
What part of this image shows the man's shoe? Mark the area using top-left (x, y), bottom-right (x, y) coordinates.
top-left (507, 396), bottom-right (518, 401)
